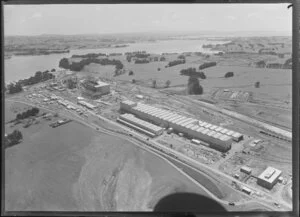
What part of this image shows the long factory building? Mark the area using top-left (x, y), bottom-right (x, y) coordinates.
top-left (117, 113), bottom-right (164, 137)
top-left (120, 100), bottom-right (243, 152)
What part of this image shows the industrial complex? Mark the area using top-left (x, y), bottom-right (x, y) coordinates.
top-left (81, 79), bottom-right (110, 99)
top-left (120, 100), bottom-right (243, 152)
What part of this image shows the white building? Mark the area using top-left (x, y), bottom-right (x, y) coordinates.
top-left (257, 166), bottom-right (282, 189)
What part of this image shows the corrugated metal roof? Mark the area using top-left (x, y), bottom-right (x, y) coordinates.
top-left (191, 125), bottom-right (199, 131)
top-left (207, 131), bottom-right (215, 137)
top-left (164, 114), bottom-right (178, 121)
top-left (182, 119), bottom-right (197, 127)
top-left (215, 127), bottom-right (223, 132)
top-left (214, 132), bottom-right (222, 139)
top-left (220, 129), bottom-right (229, 134)
top-left (205, 123), bottom-right (212, 128)
top-left (178, 118), bottom-right (192, 126)
top-left (202, 123), bottom-right (209, 127)
top-left (185, 124), bottom-right (194, 129)
top-left (210, 125), bottom-right (218, 130)
top-left (202, 129), bottom-right (210, 134)
top-left (174, 117), bottom-right (189, 125)
top-left (220, 135), bottom-right (231, 141)
top-left (157, 111), bottom-right (171, 118)
top-left (226, 130), bottom-right (235, 136)
top-left (197, 127), bottom-right (205, 132)
top-left (232, 132), bottom-right (242, 137)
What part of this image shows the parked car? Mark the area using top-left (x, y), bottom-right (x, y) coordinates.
top-left (228, 202), bottom-right (235, 206)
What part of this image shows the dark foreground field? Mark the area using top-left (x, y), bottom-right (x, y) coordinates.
top-left (5, 101), bottom-right (218, 211)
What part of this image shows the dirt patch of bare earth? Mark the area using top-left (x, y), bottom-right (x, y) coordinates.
top-left (73, 135), bottom-right (211, 211)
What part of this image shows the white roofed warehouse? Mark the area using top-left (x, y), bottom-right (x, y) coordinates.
top-left (120, 100), bottom-right (244, 152)
top-left (257, 166), bottom-right (282, 189)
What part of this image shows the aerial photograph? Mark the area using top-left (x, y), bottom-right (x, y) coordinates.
top-left (4, 3), bottom-right (293, 212)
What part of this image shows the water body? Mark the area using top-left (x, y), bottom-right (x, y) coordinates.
top-left (5, 39), bottom-right (228, 83)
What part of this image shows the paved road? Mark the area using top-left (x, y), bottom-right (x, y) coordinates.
top-left (6, 98), bottom-right (288, 211)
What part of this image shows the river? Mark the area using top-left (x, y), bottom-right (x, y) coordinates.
top-left (5, 39), bottom-right (228, 83)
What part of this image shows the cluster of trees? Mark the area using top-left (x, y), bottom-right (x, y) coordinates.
top-left (16, 107), bottom-right (39, 120)
top-left (59, 57), bottom-right (124, 71)
top-left (199, 62), bottom-right (217, 70)
top-left (7, 82), bottom-right (23, 94)
top-left (202, 44), bottom-right (214, 48)
top-left (4, 130), bottom-right (23, 149)
top-left (20, 70), bottom-right (55, 86)
top-left (6, 70), bottom-right (55, 94)
top-left (134, 59), bottom-right (150, 64)
top-left (72, 53), bottom-right (106, 58)
top-left (152, 56), bottom-right (159, 61)
top-left (224, 72), bottom-right (234, 78)
top-left (178, 55), bottom-right (186, 59)
top-left (125, 51), bottom-right (149, 62)
top-left (187, 76), bottom-right (203, 95)
top-left (125, 51), bottom-right (147, 55)
top-left (160, 56), bottom-right (166, 61)
top-left (109, 53), bottom-right (122, 56)
top-left (255, 60), bottom-right (266, 68)
top-left (114, 69), bottom-right (126, 77)
top-left (255, 81), bottom-right (260, 88)
top-left (167, 59), bottom-right (185, 67)
top-left (258, 49), bottom-right (277, 55)
top-left (165, 80), bottom-right (171, 88)
top-left (151, 79), bottom-right (171, 88)
top-left (180, 68), bottom-right (206, 79)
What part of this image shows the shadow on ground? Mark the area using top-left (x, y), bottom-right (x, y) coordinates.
top-left (153, 192), bottom-right (227, 214)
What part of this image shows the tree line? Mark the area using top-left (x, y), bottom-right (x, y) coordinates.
top-left (167, 59), bottom-right (185, 67)
top-left (199, 62), bottom-right (217, 70)
top-left (134, 59), bottom-right (150, 64)
top-left (72, 53), bottom-right (107, 58)
top-left (6, 70), bottom-right (55, 94)
top-left (16, 107), bottom-right (40, 120)
top-left (59, 57), bottom-right (124, 71)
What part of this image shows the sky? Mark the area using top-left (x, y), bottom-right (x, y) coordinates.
top-left (4, 4), bottom-right (292, 36)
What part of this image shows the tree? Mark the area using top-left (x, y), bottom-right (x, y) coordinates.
top-left (132, 79), bottom-right (136, 84)
top-left (187, 76), bottom-right (203, 95)
top-left (165, 80), bottom-right (171, 88)
top-left (157, 68), bottom-right (161, 71)
top-left (178, 55), bottom-right (185, 59)
top-left (128, 71), bottom-right (134, 76)
top-left (160, 56), bottom-right (166, 61)
top-left (199, 62), bottom-right (217, 70)
top-left (224, 72), bottom-right (234, 78)
top-left (199, 72), bottom-right (206, 79)
top-left (51, 68), bottom-right (56, 72)
top-left (255, 81), bottom-right (260, 88)
top-left (126, 55), bottom-right (132, 62)
top-left (152, 80), bottom-right (157, 88)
